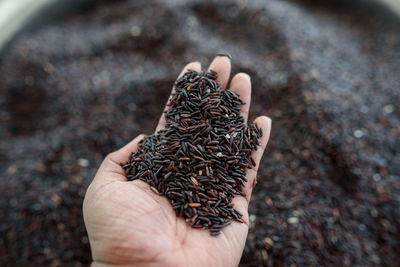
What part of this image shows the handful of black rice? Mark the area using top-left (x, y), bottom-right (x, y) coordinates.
top-left (122, 70), bottom-right (262, 235)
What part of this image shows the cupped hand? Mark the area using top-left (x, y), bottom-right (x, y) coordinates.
top-left (83, 56), bottom-right (271, 267)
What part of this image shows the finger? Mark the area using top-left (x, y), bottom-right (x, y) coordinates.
top-left (243, 116), bottom-right (272, 203)
top-left (95, 134), bottom-right (145, 182)
top-left (231, 116), bottom-right (271, 224)
top-left (229, 73), bottom-right (251, 123)
top-left (155, 61), bottom-right (202, 133)
top-left (177, 61), bottom-right (202, 79)
top-left (207, 55), bottom-right (231, 89)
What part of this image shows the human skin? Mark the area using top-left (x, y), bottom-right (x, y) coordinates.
top-left (83, 55), bottom-right (272, 267)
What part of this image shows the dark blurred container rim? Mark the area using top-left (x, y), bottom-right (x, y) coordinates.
top-left (0, 0), bottom-right (95, 57)
top-left (0, 0), bottom-right (399, 57)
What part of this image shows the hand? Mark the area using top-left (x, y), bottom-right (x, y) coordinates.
top-left (83, 56), bottom-right (272, 267)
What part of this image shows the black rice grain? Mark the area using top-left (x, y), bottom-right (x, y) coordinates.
top-left (122, 70), bottom-right (262, 235)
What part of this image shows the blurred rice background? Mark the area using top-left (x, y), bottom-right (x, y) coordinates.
top-left (0, 0), bottom-right (399, 266)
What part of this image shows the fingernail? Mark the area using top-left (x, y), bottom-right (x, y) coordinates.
top-left (216, 52), bottom-right (232, 59)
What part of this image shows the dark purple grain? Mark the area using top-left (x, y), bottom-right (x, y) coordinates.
top-left (122, 70), bottom-right (262, 235)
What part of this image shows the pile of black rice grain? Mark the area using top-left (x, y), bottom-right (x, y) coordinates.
top-left (122, 70), bottom-right (262, 235)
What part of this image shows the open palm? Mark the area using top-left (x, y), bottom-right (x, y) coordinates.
top-left (83, 56), bottom-right (271, 267)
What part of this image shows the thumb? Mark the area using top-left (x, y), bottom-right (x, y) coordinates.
top-left (94, 134), bottom-right (146, 183)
